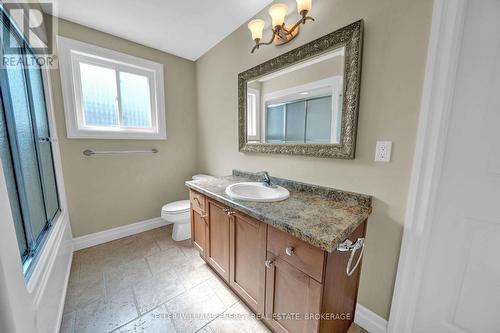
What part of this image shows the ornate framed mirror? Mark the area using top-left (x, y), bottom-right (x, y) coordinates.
top-left (238, 20), bottom-right (363, 159)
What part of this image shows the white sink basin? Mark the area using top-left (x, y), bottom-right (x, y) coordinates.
top-left (225, 182), bottom-right (290, 202)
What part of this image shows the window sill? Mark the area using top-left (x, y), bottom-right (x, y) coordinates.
top-left (67, 129), bottom-right (167, 140)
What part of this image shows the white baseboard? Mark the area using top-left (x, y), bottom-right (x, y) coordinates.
top-left (355, 304), bottom-right (388, 333)
top-left (73, 217), bottom-right (169, 251)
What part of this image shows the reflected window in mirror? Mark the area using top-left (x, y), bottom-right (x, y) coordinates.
top-left (247, 88), bottom-right (260, 141)
top-left (246, 47), bottom-right (345, 145)
top-left (264, 90), bottom-right (342, 144)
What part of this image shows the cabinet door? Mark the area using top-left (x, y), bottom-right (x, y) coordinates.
top-left (206, 199), bottom-right (230, 281)
top-left (191, 209), bottom-right (207, 256)
top-left (265, 253), bottom-right (323, 333)
top-left (230, 212), bottom-right (267, 314)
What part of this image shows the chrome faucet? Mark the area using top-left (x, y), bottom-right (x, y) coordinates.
top-left (259, 171), bottom-right (276, 188)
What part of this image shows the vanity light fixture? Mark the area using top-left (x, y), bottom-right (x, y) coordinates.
top-left (247, 0), bottom-right (315, 53)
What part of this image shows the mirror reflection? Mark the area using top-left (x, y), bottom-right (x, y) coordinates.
top-left (246, 46), bottom-right (345, 145)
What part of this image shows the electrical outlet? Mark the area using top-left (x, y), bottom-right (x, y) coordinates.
top-left (375, 141), bottom-right (392, 162)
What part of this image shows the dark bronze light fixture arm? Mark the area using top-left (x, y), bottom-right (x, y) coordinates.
top-left (282, 11), bottom-right (315, 35)
top-left (251, 35), bottom-right (275, 53)
top-left (250, 10), bottom-right (316, 53)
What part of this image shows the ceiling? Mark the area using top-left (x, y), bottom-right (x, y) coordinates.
top-left (42, 0), bottom-right (273, 61)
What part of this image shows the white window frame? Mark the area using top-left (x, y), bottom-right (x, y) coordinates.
top-left (56, 36), bottom-right (166, 140)
top-left (247, 87), bottom-right (260, 141)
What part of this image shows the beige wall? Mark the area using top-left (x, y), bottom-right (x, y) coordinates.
top-left (195, 0), bottom-right (433, 319)
top-left (49, 18), bottom-right (198, 237)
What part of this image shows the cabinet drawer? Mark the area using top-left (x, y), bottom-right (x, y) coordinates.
top-left (189, 190), bottom-right (206, 214)
top-left (267, 227), bottom-right (325, 282)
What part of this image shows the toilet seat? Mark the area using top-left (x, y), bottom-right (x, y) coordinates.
top-left (161, 200), bottom-right (190, 215)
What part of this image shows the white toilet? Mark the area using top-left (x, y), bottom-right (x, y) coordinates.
top-left (161, 174), bottom-right (214, 241)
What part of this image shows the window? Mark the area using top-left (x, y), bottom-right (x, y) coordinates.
top-left (57, 36), bottom-right (166, 140)
top-left (0, 9), bottom-right (60, 276)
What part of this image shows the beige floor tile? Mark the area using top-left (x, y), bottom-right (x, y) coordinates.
top-left (146, 247), bottom-right (186, 276)
top-left (63, 273), bottom-right (105, 314)
top-left (68, 257), bottom-right (80, 285)
top-left (112, 305), bottom-right (176, 333)
top-left (105, 258), bottom-right (152, 297)
top-left (74, 291), bottom-right (138, 333)
top-left (177, 259), bottom-right (214, 290)
top-left (99, 236), bottom-right (138, 253)
top-left (154, 237), bottom-right (177, 252)
top-left (76, 237), bottom-right (135, 268)
top-left (205, 275), bottom-right (239, 308)
top-left (59, 311), bottom-right (76, 333)
top-left (64, 227), bottom-right (282, 333)
top-left (78, 261), bottom-right (110, 284)
top-left (133, 270), bottom-right (186, 314)
top-left (152, 227), bottom-right (177, 251)
top-left (199, 301), bottom-right (270, 333)
top-left (134, 228), bottom-right (160, 241)
top-left (180, 246), bottom-right (200, 259)
top-left (78, 248), bottom-right (125, 283)
top-left (116, 237), bottom-right (162, 262)
top-left (165, 277), bottom-right (232, 333)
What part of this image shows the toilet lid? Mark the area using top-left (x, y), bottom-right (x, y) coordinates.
top-left (162, 200), bottom-right (190, 214)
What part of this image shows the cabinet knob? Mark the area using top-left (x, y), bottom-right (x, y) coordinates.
top-left (224, 208), bottom-right (235, 216)
top-left (201, 213), bottom-right (208, 218)
top-left (265, 259), bottom-right (273, 268)
top-left (285, 247), bottom-right (294, 256)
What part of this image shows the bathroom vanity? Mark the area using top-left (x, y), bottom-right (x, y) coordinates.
top-left (185, 171), bottom-right (371, 333)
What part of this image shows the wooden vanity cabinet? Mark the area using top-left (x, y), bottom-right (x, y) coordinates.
top-left (189, 190), bottom-right (367, 333)
top-left (206, 198), bottom-right (231, 282)
top-left (229, 211), bottom-right (267, 314)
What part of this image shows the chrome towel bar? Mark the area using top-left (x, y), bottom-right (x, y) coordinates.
top-left (83, 149), bottom-right (158, 156)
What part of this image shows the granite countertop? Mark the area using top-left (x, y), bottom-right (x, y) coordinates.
top-left (185, 170), bottom-right (372, 253)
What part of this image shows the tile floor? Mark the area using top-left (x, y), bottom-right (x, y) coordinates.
top-left (60, 225), bottom-right (368, 333)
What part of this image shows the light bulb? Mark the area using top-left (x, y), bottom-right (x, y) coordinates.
top-left (268, 3), bottom-right (288, 28)
top-left (296, 0), bottom-right (312, 14)
top-left (247, 19), bottom-right (265, 40)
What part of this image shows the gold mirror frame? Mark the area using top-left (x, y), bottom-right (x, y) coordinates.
top-left (238, 20), bottom-right (364, 159)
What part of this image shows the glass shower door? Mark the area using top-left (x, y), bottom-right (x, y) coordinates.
top-left (26, 52), bottom-right (60, 222)
top-left (1, 31), bottom-right (47, 246)
top-left (0, 96), bottom-right (28, 257)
